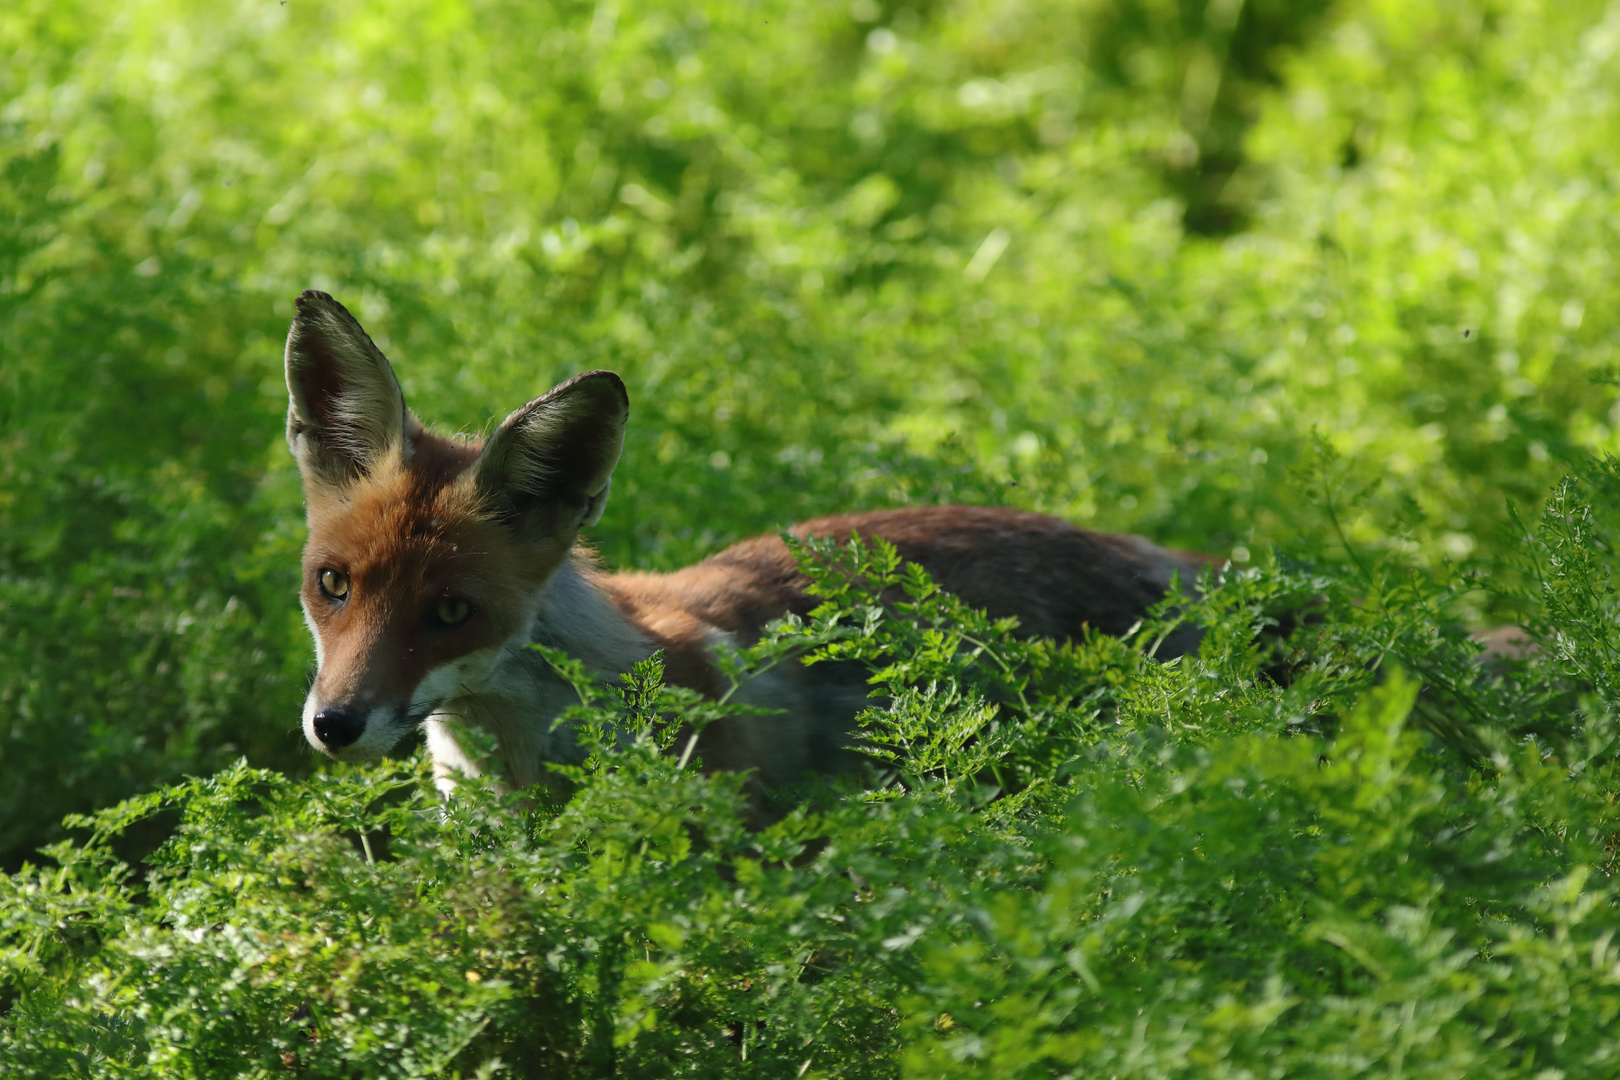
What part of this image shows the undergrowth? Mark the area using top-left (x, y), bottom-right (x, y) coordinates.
top-left (7, 457), bottom-right (1620, 1078)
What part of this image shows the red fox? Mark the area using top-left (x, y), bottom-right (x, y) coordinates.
top-left (286, 291), bottom-right (1214, 794)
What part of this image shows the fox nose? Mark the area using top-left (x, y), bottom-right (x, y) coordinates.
top-left (312, 706), bottom-right (365, 749)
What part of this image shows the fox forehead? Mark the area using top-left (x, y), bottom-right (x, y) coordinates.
top-left (301, 450), bottom-right (556, 627)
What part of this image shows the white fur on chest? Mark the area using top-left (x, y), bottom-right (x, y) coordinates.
top-left (420, 556), bottom-right (868, 797)
top-left (423, 558), bottom-right (653, 794)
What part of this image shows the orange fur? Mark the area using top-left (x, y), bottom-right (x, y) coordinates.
top-left (300, 447), bottom-right (558, 714)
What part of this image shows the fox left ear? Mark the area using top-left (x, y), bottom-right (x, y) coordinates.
top-left (284, 290), bottom-right (408, 488)
top-left (473, 370), bottom-right (628, 539)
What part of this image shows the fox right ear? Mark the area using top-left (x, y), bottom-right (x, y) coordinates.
top-left (473, 370), bottom-right (628, 541)
top-left (284, 290), bottom-right (406, 488)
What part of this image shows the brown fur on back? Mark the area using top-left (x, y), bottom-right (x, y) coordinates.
top-left (604, 505), bottom-right (1214, 656)
top-left (593, 505), bottom-right (1213, 782)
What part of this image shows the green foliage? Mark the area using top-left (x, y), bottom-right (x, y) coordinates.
top-left (10, 469), bottom-right (1620, 1075)
top-left (8, 0), bottom-right (1620, 1073)
top-left (7, 0), bottom-right (1620, 858)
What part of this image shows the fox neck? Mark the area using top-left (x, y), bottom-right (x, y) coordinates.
top-left (424, 551), bottom-right (652, 793)
top-left (528, 553), bottom-right (651, 675)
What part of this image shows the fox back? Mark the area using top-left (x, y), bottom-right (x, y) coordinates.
top-left (285, 291), bottom-right (1212, 793)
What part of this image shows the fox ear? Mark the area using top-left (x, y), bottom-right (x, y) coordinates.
top-left (473, 370), bottom-right (628, 539)
top-left (284, 290), bottom-right (406, 487)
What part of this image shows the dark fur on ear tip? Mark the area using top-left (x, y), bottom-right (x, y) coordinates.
top-left (549, 369), bottom-right (629, 415)
top-left (292, 289), bottom-right (366, 332)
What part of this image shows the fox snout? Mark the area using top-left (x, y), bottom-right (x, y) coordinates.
top-left (301, 694), bottom-right (416, 761)
top-left (310, 704), bottom-right (365, 749)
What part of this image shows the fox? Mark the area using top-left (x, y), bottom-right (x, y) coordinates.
top-left (285, 290), bottom-right (1216, 796)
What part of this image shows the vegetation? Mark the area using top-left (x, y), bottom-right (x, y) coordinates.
top-left (6, 0), bottom-right (1620, 1074)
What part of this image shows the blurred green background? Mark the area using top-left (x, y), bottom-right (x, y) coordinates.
top-left (3, 0), bottom-right (1618, 866)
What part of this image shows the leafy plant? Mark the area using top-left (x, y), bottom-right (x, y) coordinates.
top-left (10, 461), bottom-right (1620, 1075)
top-left (9, 0), bottom-right (1620, 1073)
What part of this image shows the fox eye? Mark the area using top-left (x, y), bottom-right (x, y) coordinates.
top-left (434, 597), bottom-right (471, 627)
top-left (318, 569), bottom-right (350, 601)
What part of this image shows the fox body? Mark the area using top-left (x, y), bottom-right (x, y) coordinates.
top-left (286, 291), bottom-right (1211, 793)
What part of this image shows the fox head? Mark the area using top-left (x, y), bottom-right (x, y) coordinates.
top-left (284, 290), bottom-right (627, 761)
